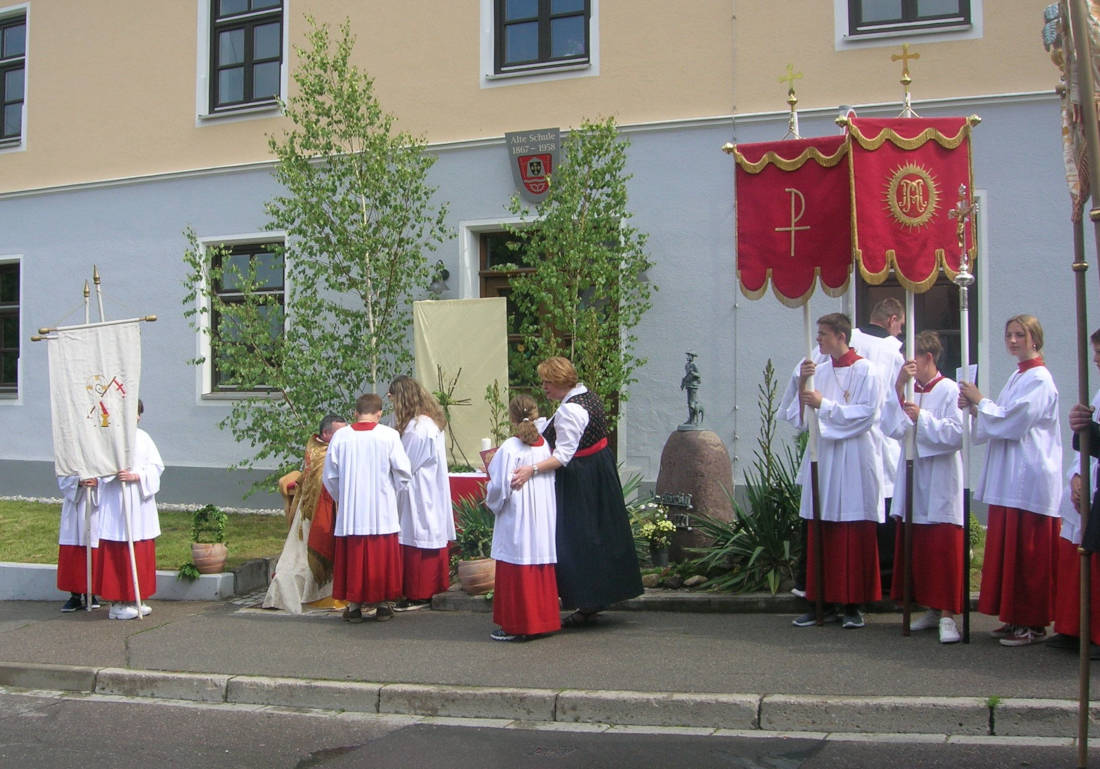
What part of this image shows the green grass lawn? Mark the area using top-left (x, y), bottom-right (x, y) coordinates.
top-left (0, 500), bottom-right (288, 572)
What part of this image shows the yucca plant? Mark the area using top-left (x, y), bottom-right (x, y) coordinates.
top-left (686, 360), bottom-right (803, 594)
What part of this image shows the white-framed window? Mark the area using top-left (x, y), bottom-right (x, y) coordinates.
top-left (195, 0), bottom-right (287, 122)
top-left (0, 256), bottom-right (21, 399)
top-left (0, 4), bottom-right (27, 151)
top-left (192, 233), bottom-right (286, 397)
top-left (480, 0), bottom-right (599, 88)
top-left (835, 0), bottom-right (981, 48)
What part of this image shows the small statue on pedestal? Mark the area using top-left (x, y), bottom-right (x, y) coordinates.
top-left (680, 352), bottom-right (704, 429)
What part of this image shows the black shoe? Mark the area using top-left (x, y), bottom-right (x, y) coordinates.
top-left (491, 627), bottom-right (527, 642)
top-left (61, 595), bottom-right (83, 613)
top-left (89, 595), bottom-right (101, 609)
top-left (342, 607), bottom-right (364, 623)
top-left (393, 599), bottom-right (430, 612)
top-left (1045, 633), bottom-right (1078, 650)
top-left (793, 609), bottom-right (839, 627)
top-left (375, 604), bottom-right (395, 622)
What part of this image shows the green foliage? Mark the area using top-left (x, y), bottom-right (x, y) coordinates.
top-left (506, 117), bottom-right (654, 425)
top-left (485, 379), bottom-right (510, 446)
top-left (687, 360), bottom-right (803, 594)
top-left (176, 562), bottom-right (201, 582)
top-left (969, 512), bottom-right (984, 549)
top-left (454, 495), bottom-right (495, 560)
top-left (191, 504), bottom-right (228, 544)
top-left (182, 17), bottom-right (448, 493)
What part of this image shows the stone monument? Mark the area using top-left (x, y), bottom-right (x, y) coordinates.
top-left (656, 353), bottom-right (734, 561)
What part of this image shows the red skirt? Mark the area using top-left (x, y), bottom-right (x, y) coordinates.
top-left (977, 505), bottom-right (1058, 627)
top-left (492, 561), bottom-right (561, 636)
top-left (400, 544), bottom-right (451, 600)
top-left (889, 522), bottom-right (965, 613)
top-left (806, 520), bottom-right (881, 604)
top-left (333, 533), bottom-right (403, 604)
top-left (1053, 537), bottom-right (1100, 644)
top-left (57, 544), bottom-right (99, 594)
top-left (93, 539), bottom-right (157, 601)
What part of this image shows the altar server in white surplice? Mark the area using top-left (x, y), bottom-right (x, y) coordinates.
top-left (56, 474), bottom-right (104, 612)
top-left (959, 314), bottom-right (1062, 648)
top-left (850, 297), bottom-right (906, 593)
top-left (781, 312), bottom-right (884, 631)
top-left (485, 394), bottom-right (560, 642)
top-left (882, 331), bottom-right (965, 644)
top-left (388, 375), bottom-right (455, 611)
top-left (94, 399), bottom-right (163, 621)
top-left (323, 393), bottom-right (412, 624)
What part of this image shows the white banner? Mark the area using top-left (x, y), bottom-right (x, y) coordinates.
top-left (47, 322), bottom-right (141, 478)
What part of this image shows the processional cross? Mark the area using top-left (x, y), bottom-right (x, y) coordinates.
top-left (891, 43), bottom-right (920, 117)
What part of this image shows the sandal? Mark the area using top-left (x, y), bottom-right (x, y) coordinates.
top-left (563, 610), bottom-right (600, 628)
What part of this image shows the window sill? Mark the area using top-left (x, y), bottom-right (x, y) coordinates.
top-left (487, 60), bottom-right (591, 81)
top-left (845, 22), bottom-right (971, 42)
top-left (198, 100), bottom-right (282, 124)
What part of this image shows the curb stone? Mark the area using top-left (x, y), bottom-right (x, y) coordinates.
top-left (227, 675), bottom-right (382, 712)
top-left (0, 662), bottom-right (1086, 739)
top-left (379, 683), bottom-right (557, 721)
top-left (759, 694), bottom-right (989, 735)
top-left (95, 667), bottom-right (230, 703)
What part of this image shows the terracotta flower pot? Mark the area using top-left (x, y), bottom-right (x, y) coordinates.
top-left (456, 557), bottom-right (495, 596)
top-left (191, 542), bottom-right (228, 574)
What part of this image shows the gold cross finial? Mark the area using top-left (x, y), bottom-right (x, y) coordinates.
top-left (779, 63), bottom-right (803, 96)
top-left (891, 43), bottom-right (919, 81)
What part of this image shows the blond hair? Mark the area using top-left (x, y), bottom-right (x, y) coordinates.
top-left (536, 356), bottom-right (579, 388)
top-left (1005, 314), bottom-right (1044, 353)
top-left (388, 375), bottom-right (446, 433)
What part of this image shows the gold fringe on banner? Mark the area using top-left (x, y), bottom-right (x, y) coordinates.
top-left (734, 143), bottom-right (849, 174)
top-left (847, 116), bottom-right (980, 152)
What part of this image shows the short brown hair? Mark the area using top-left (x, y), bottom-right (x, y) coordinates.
top-left (1005, 314), bottom-right (1044, 353)
top-left (355, 393), bottom-right (383, 417)
top-left (536, 356), bottom-right (579, 388)
top-left (869, 297), bottom-right (904, 324)
top-left (817, 313), bottom-right (851, 345)
top-left (1090, 328), bottom-right (1100, 346)
top-left (915, 330), bottom-right (943, 364)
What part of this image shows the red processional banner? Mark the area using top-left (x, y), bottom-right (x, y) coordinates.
top-left (847, 116), bottom-right (978, 291)
top-left (734, 135), bottom-right (852, 307)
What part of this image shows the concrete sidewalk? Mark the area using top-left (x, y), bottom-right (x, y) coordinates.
top-left (0, 593), bottom-right (1095, 740)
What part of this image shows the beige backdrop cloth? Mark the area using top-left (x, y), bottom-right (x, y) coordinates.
top-left (413, 299), bottom-right (508, 467)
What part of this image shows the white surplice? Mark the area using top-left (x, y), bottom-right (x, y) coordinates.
top-left (57, 474), bottom-right (105, 547)
top-left (780, 354), bottom-right (885, 523)
top-left (323, 423), bottom-right (412, 537)
top-left (850, 328), bottom-right (905, 498)
top-left (1059, 389), bottom-right (1100, 545)
top-left (972, 362), bottom-right (1063, 517)
top-left (882, 376), bottom-right (964, 526)
top-left (397, 415), bottom-right (455, 549)
top-left (96, 428), bottom-right (163, 542)
top-left (485, 436), bottom-right (557, 565)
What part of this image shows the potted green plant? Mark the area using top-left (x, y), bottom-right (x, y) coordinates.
top-left (453, 495), bottom-right (495, 595)
top-left (630, 499), bottom-right (676, 567)
top-left (189, 504), bottom-right (229, 574)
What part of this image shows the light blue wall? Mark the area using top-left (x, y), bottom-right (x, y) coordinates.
top-left (0, 93), bottom-right (1092, 508)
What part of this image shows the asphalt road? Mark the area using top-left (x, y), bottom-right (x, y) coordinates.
top-left (0, 690), bottom-right (1087, 769)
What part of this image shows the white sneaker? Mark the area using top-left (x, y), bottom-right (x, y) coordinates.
top-left (108, 604), bottom-right (140, 620)
top-left (139, 604), bottom-right (152, 616)
top-left (909, 609), bottom-right (940, 631)
top-left (939, 617), bottom-right (961, 644)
